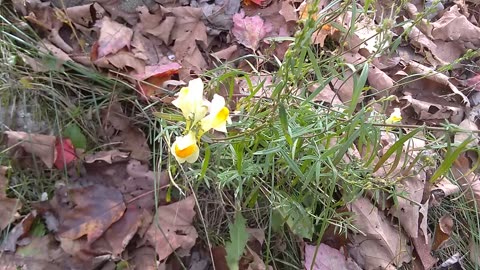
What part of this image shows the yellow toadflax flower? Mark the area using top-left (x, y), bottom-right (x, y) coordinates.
top-left (201, 94), bottom-right (232, 134)
top-left (171, 132), bottom-right (200, 164)
top-left (386, 108), bottom-right (402, 125)
top-left (172, 78), bottom-right (209, 129)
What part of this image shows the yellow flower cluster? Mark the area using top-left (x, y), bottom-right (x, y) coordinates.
top-left (171, 78), bottom-right (232, 164)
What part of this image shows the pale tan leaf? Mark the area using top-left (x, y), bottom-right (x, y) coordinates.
top-left (4, 131), bottom-right (56, 168)
top-left (348, 197), bottom-right (412, 269)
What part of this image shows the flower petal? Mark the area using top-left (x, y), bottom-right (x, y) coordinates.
top-left (171, 132), bottom-right (199, 164)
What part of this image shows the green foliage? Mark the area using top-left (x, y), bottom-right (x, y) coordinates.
top-left (225, 213), bottom-right (249, 270)
top-left (63, 123), bottom-right (87, 149)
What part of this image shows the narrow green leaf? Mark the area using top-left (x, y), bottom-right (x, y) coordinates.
top-left (200, 144), bottom-right (210, 180)
top-left (225, 214), bottom-right (249, 270)
top-left (430, 138), bottom-right (473, 183)
top-left (153, 112), bottom-right (184, 122)
top-left (279, 103), bottom-right (293, 146)
top-left (373, 128), bottom-right (422, 172)
top-left (63, 123), bottom-right (87, 149)
top-left (346, 63), bottom-right (369, 116)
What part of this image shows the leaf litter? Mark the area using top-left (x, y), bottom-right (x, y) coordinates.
top-left (2, 0), bottom-right (480, 268)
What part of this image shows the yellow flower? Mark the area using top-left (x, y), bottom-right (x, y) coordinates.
top-left (172, 78), bottom-right (209, 129)
top-left (201, 94), bottom-right (232, 134)
top-left (386, 108), bottom-right (402, 125)
top-left (171, 132), bottom-right (200, 164)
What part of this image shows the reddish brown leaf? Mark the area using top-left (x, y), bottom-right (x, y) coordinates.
top-left (53, 185), bottom-right (126, 244)
top-left (54, 138), bottom-right (76, 169)
top-left (1, 211), bottom-right (37, 252)
top-left (129, 246), bottom-right (157, 270)
top-left (432, 214), bottom-right (454, 251)
top-left (232, 10), bottom-right (272, 51)
top-left (146, 196), bottom-right (198, 261)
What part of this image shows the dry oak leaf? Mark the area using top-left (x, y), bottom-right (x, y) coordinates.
top-left (91, 204), bottom-right (143, 258)
top-left (431, 214), bottom-right (454, 251)
top-left (55, 184), bottom-right (126, 244)
top-left (431, 5), bottom-right (480, 45)
top-left (232, 10), bottom-right (272, 51)
top-left (146, 195), bottom-right (198, 261)
top-left (4, 131), bottom-right (56, 168)
top-left (96, 17), bottom-right (133, 58)
top-left (168, 7), bottom-right (209, 75)
top-left (84, 150), bottom-right (129, 164)
top-left (348, 197), bottom-right (412, 270)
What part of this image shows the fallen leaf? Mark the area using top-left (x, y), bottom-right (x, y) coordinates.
top-left (169, 6), bottom-right (209, 78)
top-left (454, 118), bottom-right (479, 147)
top-left (469, 239), bottom-right (480, 267)
top-left (52, 184), bottom-right (126, 244)
top-left (411, 232), bottom-right (438, 270)
top-left (466, 74), bottom-right (480, 91)
top-left (431, 214), bottom-right (454, 251)
top-left (84, 150), bottom-right (129, 164)
top-left (197, 0), bottom-right (241, 31)
top-left (94, 50), bottom-right (145, 74)
top-left (305, 243), bottom-right (362, 270)
top-left (232, 10), bottom-right (272, 51)
top-left (1, 211), bottom-right (37, 252)
top-left (279, 0), bottom-right (297, 22)
top-left (112, 126), bottom-right (151, 162)
top-left (63, 123), bottom-right (87, 150)
top-left (0, 167), bottom-right (22, 232)
top-left (388, 173), bottom-right (426, 238)
top-left (54, 138), bottom-right (76, 169)
top-left (145, 196), bottom-right (198, 261)
top-left (14, 234), bottom-right (68, 270)
top-left (129, 246), bottom-right (157, 270)
top-left (348, 197), bottom-right (412, 269)
top-left (96, 17), bottom-right (133, 58)
top-left (4, 131), bottom-right (57, 168)
top-left (431, 5), bottom-right (480, 46)
top-left (91, 204), bottom-right (142, 258)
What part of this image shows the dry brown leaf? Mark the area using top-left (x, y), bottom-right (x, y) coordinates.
top-left (388, 174), bottom-right (425, 238)
top-left (0, 167), bottom-right (21, 232)
top-left (52, 184), bottom-right (126, 244)
top-left (431, 214), bottom-right (454, 251)
top-left (145, 196), bottom-right (198, 261)
top-left (308, 83), bottom-right (342, 106)
top-left (411, 233), bottom-right (438, 270)
top-left (331, 71), bottom-right (358, 104)
top-left (232, 10), bottom-right (272, 51)
top-left (168, 6), bottom-right (209, 78)
top-left (4, 131), bottom-right (56, 168)
top-left (399, 95), bottom-right (464, 125)
top-left (112, 126), bottom-right (151, 162)
top-left (1, 211), bottom-right (37, 252)
top-left (305, 243), bottom-right (362, 270)
top-left (129, 246), bottom-right (157, 270)
top-left (279, 0), bottom-right (297, 22)
top-left (91, 204), bottom-right (142, 258)
top-left (450, 155), bottom-right (480, 215)
top-left (405, 61), bottom-right (470, 106)
top-left (211, 45), bottom-right (239, 61)
top-left (96, 17), bottom-right (133, 58)
top-left (197, 0), bottom-right (241, 31)
top-left (84, 150), bottom-right (129, 164)
top-left (431, 5), bottom-right (480, 46)
top-left (455, 118), bottom-right (479, 147)
top-left (431, 177), bottom-right (461, 206)
top-left (94, 50), bottom-right (145, 74)
top-left (65, 3), bottom-right (104, 27)
top-left (348, 197), bottom-right (412, 269)
top-left (137, 7), bottom-right (175, 45)
top-left (14, 234), bottom-right (68, 270)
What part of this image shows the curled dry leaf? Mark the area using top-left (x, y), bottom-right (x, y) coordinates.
top-left (4, 131), bottom-right (56, 169)
top-left (304, 243), bottom-right (362, 270)
top-left (52, 184), bottom-right (126, 244)
top-left (431, 214), bottom-right (454, 251)
top-left (454, 118), bottom-right (479, 147)
top-left (0, 166), bottom-right (22, 232)
top-left (84, 149), bottom-right (129, 164)
top-left (348, 197), bottom-right (412, 269)
top-left (232, 10), bottom-right (272, 51)
top-left (146, 196), bottom-right (198, 261)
